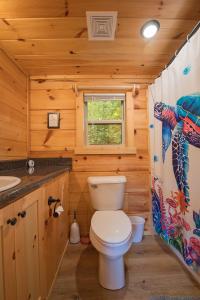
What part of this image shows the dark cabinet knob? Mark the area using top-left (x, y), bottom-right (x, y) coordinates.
top-left (7, 218), bottom-right (17, 226)
top-left (18, 211), bottom-right (26, 218)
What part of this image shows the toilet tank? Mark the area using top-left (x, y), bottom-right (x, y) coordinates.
top-left (87, 176), bottom-right (127, 210)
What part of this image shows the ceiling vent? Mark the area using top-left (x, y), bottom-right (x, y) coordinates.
top-left (86, 11), bottom-right (118, 41)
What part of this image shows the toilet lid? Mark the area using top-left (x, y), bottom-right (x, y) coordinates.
top-left (91, 211), bottom-right (132, 244)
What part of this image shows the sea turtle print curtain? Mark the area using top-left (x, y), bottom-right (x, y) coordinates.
top-left (149, 26), bottom-right (200, 278)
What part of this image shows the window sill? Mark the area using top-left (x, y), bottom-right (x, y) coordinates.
top-left (74, 146), bottom-right (136, 155)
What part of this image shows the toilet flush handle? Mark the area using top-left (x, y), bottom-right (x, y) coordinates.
top-left (91, 184), bottom-right (98, 189)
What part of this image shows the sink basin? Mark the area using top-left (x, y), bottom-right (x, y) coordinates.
top-left (0, 176), bottom-right (21, 192)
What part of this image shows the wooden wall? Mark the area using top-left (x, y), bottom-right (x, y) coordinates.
top-left (0, 49), bottom-right (28, 160)
top-left (0, 0), bottom-right (198, 76)
top-left (30, 76), bottom-right (151, 235)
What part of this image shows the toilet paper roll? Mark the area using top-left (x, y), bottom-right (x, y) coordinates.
top-left (55, 205), bottom-right (64, 216)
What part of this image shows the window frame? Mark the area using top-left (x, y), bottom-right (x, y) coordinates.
top-left (75, 90), bottom-right (136, 155)
top-left (84, 93), bottom-right (125, 146)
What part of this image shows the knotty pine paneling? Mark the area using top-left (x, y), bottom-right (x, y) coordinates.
top-left (31, 130), bottom-right (75, 151)
top-left (73, 154), bottom-right (149, 172)
top-left (0, 37), bottom-right (184, 75)
top-left (2, 39), bottom-right (183, 57)
top-left (30, 77), bottom-right (151, 234)
top-left (0, 0), bottom-right (199, 19)
top-left (30, 89), bottom-right (75, 110)
top-left (0, 1), bottom-right (198, 76)
top-left (30, 110), bottom-right (75, 131)
top-left (0, 49), bottom-right (27, 159)
top-left (0, 18), bottom-right (197, 41)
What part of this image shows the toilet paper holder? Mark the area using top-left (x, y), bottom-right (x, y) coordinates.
top-left (48, 196), bottom-right (60, 206)
top-left (48, 196), bottom-right (63, 218)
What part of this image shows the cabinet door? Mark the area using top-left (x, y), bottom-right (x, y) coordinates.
top-left (0, 215), bottom-right (4, 300)
top-left (0, 204), bottom-right (17, 300)
top-left (39, 176), bottom-right (61, 298)
top-left (38, 173), bottom-right (69, 298)
top-left (56, 173), bottom-right (69, 259)
top-left (15, 189), bottom-right (41, 300)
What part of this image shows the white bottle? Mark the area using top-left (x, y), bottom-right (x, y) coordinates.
top-left (70, 210), bottom-right (80, 244)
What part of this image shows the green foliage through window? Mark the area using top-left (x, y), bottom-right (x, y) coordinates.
top-left (85, 94), bottom-right (125, 145)
top-left (88, 124), bottom-right (122, 145)
top-left (87, 100), bottom-right (122, 121)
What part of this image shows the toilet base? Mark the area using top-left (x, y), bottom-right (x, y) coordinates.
top-left (99, 253), bottom-right (125, 290)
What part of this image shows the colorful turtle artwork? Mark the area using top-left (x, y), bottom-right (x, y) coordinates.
top-left (151, 177), bottom-right (200, 267)
top-left (154, 93), bottom-right (200, 205)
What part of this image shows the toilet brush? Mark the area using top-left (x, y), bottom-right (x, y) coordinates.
top-left (70, 210), bottom-right (80, 244)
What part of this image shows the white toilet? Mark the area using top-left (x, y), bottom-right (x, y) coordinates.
top-left (87, 176), bottom-right (132, 290)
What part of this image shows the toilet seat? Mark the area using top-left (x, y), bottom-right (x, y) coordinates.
top-left (91, 211), bottom-right (132, 245)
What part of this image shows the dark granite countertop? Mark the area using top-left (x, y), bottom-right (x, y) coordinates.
top-left (0, 158), bottom-right (72, 209)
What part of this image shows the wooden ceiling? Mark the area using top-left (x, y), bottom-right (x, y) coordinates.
top-left (0, 0), bottom-right (199, 77)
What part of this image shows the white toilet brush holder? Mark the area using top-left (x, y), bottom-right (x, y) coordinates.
top-left (70, 210), bottom-right (80, 244)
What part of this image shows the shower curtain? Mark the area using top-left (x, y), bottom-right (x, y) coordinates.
top-left (149, 26), bottom-right (200, 277)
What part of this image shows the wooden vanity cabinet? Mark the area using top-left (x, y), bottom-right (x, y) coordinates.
top-left (0, 188), bottom-right (42, 300)
top-left (15, 189), bottom-right (41, 300)
top-left (0, 171), bottom-right (69, 300)
top-left (0, 203), bottom-right (17, 300)
top-left (39, 172), bottom-right (69, 299)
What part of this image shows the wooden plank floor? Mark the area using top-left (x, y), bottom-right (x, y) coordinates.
top-left (49, 236), bottom-right (200, 300)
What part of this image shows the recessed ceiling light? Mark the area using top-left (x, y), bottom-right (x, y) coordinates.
top-left (140, 20), bottom-right (160, 39)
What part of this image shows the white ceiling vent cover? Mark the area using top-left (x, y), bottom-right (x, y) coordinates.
top-left (86, 11), bottom-right (118, 41)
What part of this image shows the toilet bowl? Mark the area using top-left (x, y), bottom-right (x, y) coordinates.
top-left (87, 176), bottom-right (132, 290)
top-left (90, 210), bottom-right (132, 290)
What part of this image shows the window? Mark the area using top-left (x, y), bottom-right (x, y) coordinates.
top-left (75, 91), bottom-right (136, 154)
top-left (84, 94), bottom-right (125, 146)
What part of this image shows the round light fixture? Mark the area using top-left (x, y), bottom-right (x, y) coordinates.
top-left (141, 20), bottom-right (160, 39)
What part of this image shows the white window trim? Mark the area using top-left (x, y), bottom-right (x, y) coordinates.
top-left (75, 91), bottom-right (136, 155)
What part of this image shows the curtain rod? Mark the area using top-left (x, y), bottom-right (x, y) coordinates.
top-left (75, 85), bottom-right (140, 91)
top-left (157, 20), bottom-right (200, 79)
top-left (72, 84), bottom-right (142, 97)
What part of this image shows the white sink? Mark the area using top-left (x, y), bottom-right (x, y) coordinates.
top-left (0, 176), bottom-right (21, 192)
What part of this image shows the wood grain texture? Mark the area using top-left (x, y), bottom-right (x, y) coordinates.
top-left (0, 226), bottom-right (4, 300)
top-left (0, 49), bottom-right (27, 159)
top-left (49, 236), bottom-right (200, 300)
top-left (14, 194), bottom-right (40, 300)
top-left (0, 203), bottom-right (17, 300)
top-left (38, 173), bottom-right (69, 299)
top-left (0, 180), bottom-right (69, 300)
top-left (30, 110), bottom-right (75, 130)
top-left (0, 37), bottom-right (178, 75)
top-left (0, 189), bottom-right (43, 300)
top-left (30, 77), bottom-right (151, 235)
top-left (0, 18), bottom-right (197, 40)
top-left (30, 77), bottom-right (148, 153)
top-left (30, 89), bottom-right (75, 110)
top-left (31, 130), bottom-right (75, 151)
top-left (0, 1), bottom-right (199, 75)
top-left (0, 0), bottom-right (199, 19)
